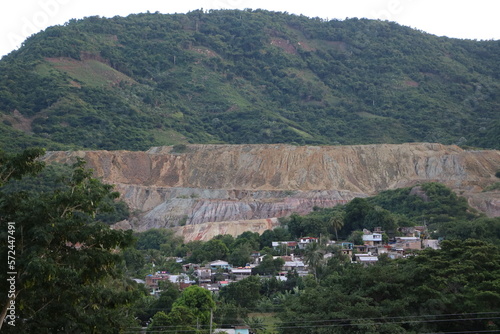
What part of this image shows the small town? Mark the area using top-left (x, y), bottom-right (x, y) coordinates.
top-left (137, 226), bottom-right (441, 333)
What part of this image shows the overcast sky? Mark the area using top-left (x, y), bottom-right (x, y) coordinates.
top-left (1, 0), bottom-right (499, 58)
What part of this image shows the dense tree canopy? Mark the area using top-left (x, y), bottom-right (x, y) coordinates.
top-left (0, 148), bottom-right (140, 332)
top-left (148, 285), bottom-right (215, 334)
top-left (1, 10), bottom-right (499, 151)
top-left (279, 239), bottom-right (500, 333)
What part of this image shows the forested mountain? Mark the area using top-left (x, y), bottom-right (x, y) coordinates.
top-left (0, 9), bottom-right (499, 151)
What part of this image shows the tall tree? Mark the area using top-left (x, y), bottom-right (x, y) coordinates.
top-left (303, 242), bottom-right (325, 281)
top-left (329, 211), bottom-right (345, 241)
top-left (0, 149), bottom-right (140, 332)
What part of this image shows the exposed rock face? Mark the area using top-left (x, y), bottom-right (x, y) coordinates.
top-left (111, 186), bottom-right (358, 234)
top-left (466, 191), bottom-right (500, 217)
top-left (172, 218), bottom-right (281, 242)
top-left (43, 143), bottom-right (500, 240)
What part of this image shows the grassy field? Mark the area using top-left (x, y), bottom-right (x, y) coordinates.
top-left (45, 58), bottom-right (136, 87)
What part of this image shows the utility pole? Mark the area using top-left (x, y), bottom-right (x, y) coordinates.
top-left (209, 308), bottom-right (213, 333)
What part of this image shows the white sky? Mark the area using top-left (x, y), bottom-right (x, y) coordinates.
top-left (1, 0), bottom-right (500, 58)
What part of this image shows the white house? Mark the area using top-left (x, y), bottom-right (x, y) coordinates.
top-left (272, 241), bottom-right (298, 252)
top-left (298, 237), bottom-right (319, 249)
top-left (168, 273), bottom-right (195, 285)
top-left (230, 267), bottom-right (252, 281)
top-left (355, 253), bottom-right (378, 265)
top-left (362, 230), bottom-right (383, 246)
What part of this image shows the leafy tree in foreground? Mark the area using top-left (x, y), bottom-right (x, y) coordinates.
top-left (155, 280), bottom-right (181, 313)
top-left (0, 148), bottom-right (140, 333)
top-left (148, 285), bottom-right (216, 334)
top-left (220, 275), bottom-right (262, 309)
top-left (0, 147), bottom-right (45, 185)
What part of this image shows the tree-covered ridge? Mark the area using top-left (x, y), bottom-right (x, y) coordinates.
top-left (1, 9), bottom-right (499, 151)
top-left (280, 182), bottom-right (499, 245)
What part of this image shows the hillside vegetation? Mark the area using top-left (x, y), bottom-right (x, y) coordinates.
top-left (0, 9), bottom-right (499, 151)
top-left (281, 182), bottom-right (500, 244)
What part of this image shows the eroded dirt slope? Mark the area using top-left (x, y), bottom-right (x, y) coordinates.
top-left (43, 143), bottom-right (500, 240)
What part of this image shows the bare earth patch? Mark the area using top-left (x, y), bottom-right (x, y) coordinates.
top-left (404, 80), bottom-right (419, 87)
top-left (2, 109), bottom-right (34, 133)
top-left (191, 47), bottom-right (220, 58)
top-left (270, 38), bottom-right (297, 55)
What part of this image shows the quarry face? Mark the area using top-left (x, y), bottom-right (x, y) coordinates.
top-left (43, 143), bottom-right (500, 241)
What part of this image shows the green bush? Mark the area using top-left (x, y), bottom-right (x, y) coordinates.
top-left (171, 144), bottom-right (188, 153)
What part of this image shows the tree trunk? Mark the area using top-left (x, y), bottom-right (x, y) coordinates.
top-left (0, 291), bottom-right (19, 331)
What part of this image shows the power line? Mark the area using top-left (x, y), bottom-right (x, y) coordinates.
top-left (273, 317), bottom-right (500, 329)
top-left (423, 331), bottom-right (500, 334)
top-left (123, 314), bottom-right (500, 333)
top-left (211, 311), bottom-right (500, 326)
top-left (129, 311), bottom-right (500, 325)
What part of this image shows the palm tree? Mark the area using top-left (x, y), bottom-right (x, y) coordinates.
top-left (329, 211), bottom-right (345, 241)
top-left (303, 242), bottom-right (324, 281)
top-left (245, 316), bottom-right (265, 334)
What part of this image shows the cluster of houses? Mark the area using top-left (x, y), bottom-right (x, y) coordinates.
top-left (142, 227), bottom-right (439, 296)
top-left (140, 227), bottom-right (439, 334)
top-left (351, 226), bottom-right (439, 264)
top-left (144, 257), bottom-right (305, 297)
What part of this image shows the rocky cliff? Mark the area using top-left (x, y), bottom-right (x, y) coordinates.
top-left (43, 143), bottom-right (500, 240)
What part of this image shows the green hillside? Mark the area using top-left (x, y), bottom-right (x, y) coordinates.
top-left (1, 9), bottom-right (499, 151)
